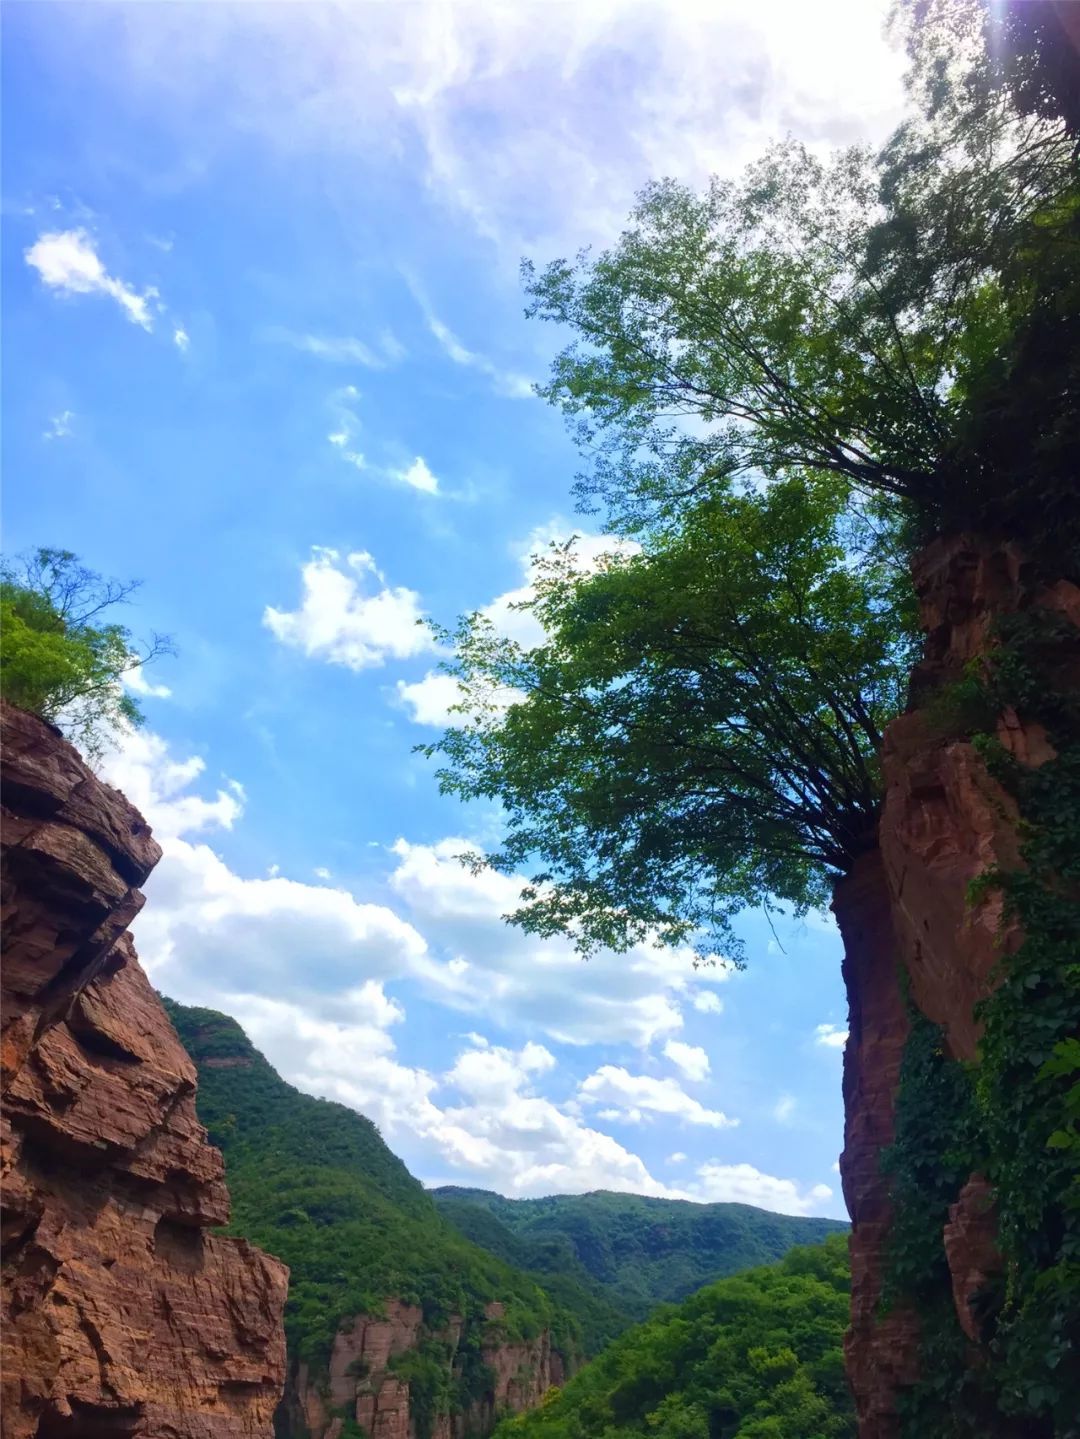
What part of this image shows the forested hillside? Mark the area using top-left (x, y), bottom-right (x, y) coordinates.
top-left (434, 1188), bottom-right (847, 1321)
top-left (495, 1235), bottom-right (853, 1439)
top-left (164, 998), bottom-right (589, 1437)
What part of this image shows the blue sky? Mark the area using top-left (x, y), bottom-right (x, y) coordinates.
top-left (3, 1), bottom-right (908, 1217)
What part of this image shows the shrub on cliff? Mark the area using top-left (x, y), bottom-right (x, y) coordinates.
top-left (494, 1235), bottom-right (854, 1439)
top-left (0, 547), bottom-right (170, 757)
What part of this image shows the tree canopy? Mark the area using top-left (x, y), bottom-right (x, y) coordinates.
top-left (427, 0), bottom-right (1080, 963)
top-left (0, 547), bottom-right (170, 757)
top-left (427, 477), bottom-right (916, 959)
top-left (523, 0), bottom-right (1077, 545)
top-left (495, 1235), bottom-right (854, 1439)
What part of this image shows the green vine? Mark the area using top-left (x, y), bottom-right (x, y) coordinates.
top-left (884, 607), bottom-right (1080, 1437)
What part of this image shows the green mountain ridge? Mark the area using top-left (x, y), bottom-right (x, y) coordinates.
top-left (493, 1234), bottom-right (854, 1439)
top-left (432, 1187), bottom-right (848, 1322)
top-left (162, 998), bottom-right (587, 1374)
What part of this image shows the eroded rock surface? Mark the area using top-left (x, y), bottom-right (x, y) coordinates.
top-left (839, 537), bottom-right (1080, 1436)
top-left (0, 702), bottom-right (288, 1438)
top-left (291, 1299), bottom-right (562, 1439)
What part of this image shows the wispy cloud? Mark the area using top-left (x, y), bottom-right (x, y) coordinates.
top-left (265, 326), bottom-right (406, 369)
top-left (405, 275), bottom-right (533, 399)
top-left (173, 324), bottom-right (190, 352)
top-left (43, 410), bottom-right (74, 441)
top-left (25, 229), bottom-right (157, 330)
top-left (327, 384), bottom-right (366, 469)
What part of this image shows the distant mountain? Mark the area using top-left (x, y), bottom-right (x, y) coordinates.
top-left (432, 1187), bottom-right (848, 1322)
top-left (163, 999), bottom-right (591, 1439)
top-left (493, 1234), bottom-right (854, 1439)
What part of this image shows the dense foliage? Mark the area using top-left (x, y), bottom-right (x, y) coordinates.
top-left (426, 0), bottom-right (1079, 962)
top-left (494, 1236), bottom-right (854, 1439)
top-left (523, 0), bottom-right (1076, 546)
top-left (434, 1189), bottom-right (847, 1324)
top-left (0, 547), bottom-right (170, 756)
top-left (162, 1000), bottom-right (585, 1377)
top-left (882, 611), bottom-right (1080, 1437)
top-left (427, 479), bottom-right (916, 960)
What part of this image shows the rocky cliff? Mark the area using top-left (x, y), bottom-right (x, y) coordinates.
top-left (837, 537), bottom-right (1080, 1436)
top-left (288, 1299), bottom-right (564, 1439)
top-left (0, 701), bottom-right (288, 1439)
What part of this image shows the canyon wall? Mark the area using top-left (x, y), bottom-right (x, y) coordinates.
top-left (837, 536), bottom-right (1080, 1436)
top-left (287, 1299), bottom-right (565, 1439)
top-left (0, 701), bottom-right (288, 1439)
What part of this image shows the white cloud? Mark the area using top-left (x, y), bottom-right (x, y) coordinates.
top-left (692, 990), bottom-right (724, 1015)
top-left (173, 324), bottom-right (190, 352)
top-left (263, 546), bottom-right (436, 670)
top-left (667, 1151), bottom-right (687, 1164)
top-left (98, 727), bottom-right (242, 841)
top-left (396, 672), bottom-right (464, 727)
top-left (774, 1094), bottom-right (796, 1123)
top-left (393, 456), bottom-right (440, 495)
top-left (395, 669), bottom-right (522, 729)
top-left (387, 836), bottom-right (709, 1048)
top-left (314, 867), bottom-right (333, 880)
top-left (692, 1163), bottom-right (831, 1216)
top-left (43, 410), bottom-right (74, 441)
top-left (579, 1066), bottom-right (736, 1129)
top-left (815, 1023), bottom-right (849, 1050)
top-left (124, 664), bottom-right (172, 700)
top-left (25, 229), bottom-right (156, 329)
top-left (81, 2), bottom-right (904, 266)
top-left (664, 1039), bottom-right (710, 1083)
top-left (98, 725), bottom-right (837, 1210)
top-left (267, 327), bottom-right (405, 369)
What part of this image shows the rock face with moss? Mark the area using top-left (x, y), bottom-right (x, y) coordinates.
top-left (166, 1000), bottom-right (582, 1439)
top-left (0, 701), bottom-right (288, 1438)
top-left (838, 537), bottom-right (1080, 1437)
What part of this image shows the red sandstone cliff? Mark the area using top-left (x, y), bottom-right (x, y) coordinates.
top-left (0, 701), bottom-right (288, 1438)
top-left (837, 537), bottom-right (1080, 1437)
top-left (288, 1298), bottom-right (565, 1439)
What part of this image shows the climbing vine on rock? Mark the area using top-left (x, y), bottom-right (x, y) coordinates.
top-left (885, 607), bottom-right (1080, 1437)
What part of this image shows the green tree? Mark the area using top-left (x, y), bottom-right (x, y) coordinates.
top-left (0, 547), bottom-right (171, 757)
top-left (495, 1235), bottom-right (854, 1439)
top-left (522, 0), bottom-right (1076, 544)
top-left (427, 477), bottom-right (917, 960)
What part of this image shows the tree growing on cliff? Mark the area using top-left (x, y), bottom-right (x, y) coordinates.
top-left (0, 547), bottom-right (171, 758)
top-left (424, 476), bottom-right (917, 961)
top-left (522, 0), bottom-right (1077, 547)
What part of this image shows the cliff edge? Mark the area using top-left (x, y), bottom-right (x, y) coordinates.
top-left (0, 701), bottom-right (288, 1438)
top-left (838, 537), bottom-right (1080, 1436)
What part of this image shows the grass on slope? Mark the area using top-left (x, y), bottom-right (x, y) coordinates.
top-left (494, 1234), bottom-right (854, 1439)
top-left (433, 1187), bottom-right (848, 1322)
top-left (163, 999), bottom-right (584, 1370)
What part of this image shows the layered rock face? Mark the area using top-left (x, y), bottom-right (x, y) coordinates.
top-left (0, 702), bottom-right (288, 1438)
top-left (290, 1299), bottom-right (563, 1439)
top-left (837, 537), bottom-right (1080, 1436)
